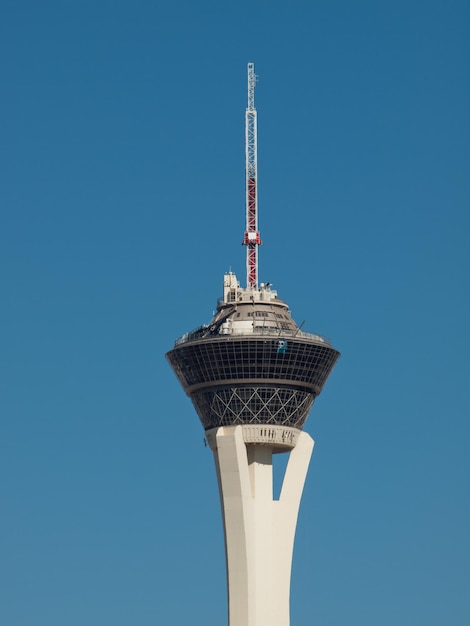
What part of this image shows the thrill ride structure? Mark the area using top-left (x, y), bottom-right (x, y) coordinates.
top-left (166, 63), bottom-right (340, 626)
top-left (243, 62), bottom-right (261, 289)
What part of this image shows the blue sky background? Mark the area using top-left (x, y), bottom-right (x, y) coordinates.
top-left (1, 1), bottom-right (469, 624)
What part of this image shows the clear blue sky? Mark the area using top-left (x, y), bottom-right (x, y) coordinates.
top-left (1, 1), bottom-right (469, 624)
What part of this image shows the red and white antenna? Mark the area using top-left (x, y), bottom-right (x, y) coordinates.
top-left (243, 62), bottom-right (261, 289)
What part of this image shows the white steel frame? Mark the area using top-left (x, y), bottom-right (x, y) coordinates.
top-left (244, 62), bottom-right (260, 289)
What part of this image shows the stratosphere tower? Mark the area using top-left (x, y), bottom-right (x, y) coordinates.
top-left (166, 63), bottom-right (340, 626)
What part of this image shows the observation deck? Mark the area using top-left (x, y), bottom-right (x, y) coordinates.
top-left (166, 273), bottom-right (340, 431)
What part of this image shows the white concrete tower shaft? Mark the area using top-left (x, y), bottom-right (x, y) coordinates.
top-left (206, 425), bottom-right (314, 626)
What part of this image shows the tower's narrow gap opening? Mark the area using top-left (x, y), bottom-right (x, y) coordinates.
top-left (272, 451), bottom-right (289, 500)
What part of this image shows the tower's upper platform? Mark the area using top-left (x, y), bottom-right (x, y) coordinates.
top-left (174, 272), bottom-right (332, 346)
top-left (166, 273), bottom-right (340, 432)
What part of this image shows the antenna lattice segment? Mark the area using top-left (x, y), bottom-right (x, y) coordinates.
top-left (243, 62), bottom-right (261, 289)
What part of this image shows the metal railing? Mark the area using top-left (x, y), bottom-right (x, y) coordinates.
top-left (174, 324), bottom-right (331, 347)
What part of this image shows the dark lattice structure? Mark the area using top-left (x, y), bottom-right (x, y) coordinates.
top-left (166, 334), bottom-right (340, 431)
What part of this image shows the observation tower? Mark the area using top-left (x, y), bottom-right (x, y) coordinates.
top-left (166, 63), bottom-right (340, 626)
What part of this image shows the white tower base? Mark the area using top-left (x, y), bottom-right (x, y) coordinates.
top-left (206, 425), bottom-right (314, 626)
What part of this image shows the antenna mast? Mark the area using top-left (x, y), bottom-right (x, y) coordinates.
top-left (243, 62), bottom-right (261, 289)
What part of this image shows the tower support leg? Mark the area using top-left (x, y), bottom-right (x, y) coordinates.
top-left (210, 425), bottom-right (314, 626)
